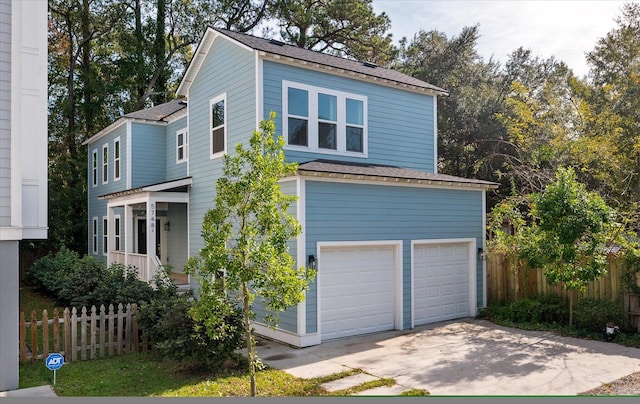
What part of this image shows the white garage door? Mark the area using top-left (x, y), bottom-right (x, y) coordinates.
top-left (320, 244), bottom-right (397, 340)
top-left (413, 242), bottom-right (471, 326)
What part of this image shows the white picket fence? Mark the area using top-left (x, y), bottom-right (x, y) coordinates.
top-left (19, 303), bottom-right (152, 363)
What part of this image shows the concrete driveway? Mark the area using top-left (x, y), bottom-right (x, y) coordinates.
top-left (257, 319), bottom-right (640, 396)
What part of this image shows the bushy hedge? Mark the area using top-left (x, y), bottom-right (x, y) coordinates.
top-left (137, 281), bottom-right (245, 369)
top-left (479, 294), bottom-right (630, 333)
top-left (27, 246), bottom-right (155, 308)
top-left (573, 298), bottom-right (628, 332)
top-left (479, 294), bottom-right (569, 325)
top-left (28, 246), bottom-right (245, 369)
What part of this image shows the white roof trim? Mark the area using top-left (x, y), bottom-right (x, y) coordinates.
top-left (294, 170), bottom-right (498, 191)
top-left (98, 177), bottom-right (193, 200)
top-left (176, 28), bottom-right (254, 97)
top-left (83, 108), bottom-right (187, 146)
top-left (142, 177), bottom-right (193, 192)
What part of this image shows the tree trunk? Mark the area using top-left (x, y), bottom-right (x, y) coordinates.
top-left (153, 0), bottom-right (168, 105)
top-left (243, 281), bottom-right (257, 396)
top-left (134, 0), bottom-right (145, 102)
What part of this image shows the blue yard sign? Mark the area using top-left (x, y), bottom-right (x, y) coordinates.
top-left (45, 353), bottom-right (64, 385)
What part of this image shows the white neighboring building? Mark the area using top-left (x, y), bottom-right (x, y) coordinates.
top-left (0, 0), bottom-right (48, 392)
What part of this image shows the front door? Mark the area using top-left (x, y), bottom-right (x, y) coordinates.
top-left (137, 219), bottom-right (161, 258)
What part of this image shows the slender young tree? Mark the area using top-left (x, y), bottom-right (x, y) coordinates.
top-left (489, 167), bottom-right (635, 325)
top-left (186, 113), bottom-right (315, 396)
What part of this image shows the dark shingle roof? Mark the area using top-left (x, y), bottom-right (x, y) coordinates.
top-left (124, 99), bottom-right (187, 122)
top-left (214, 28), bottom-right (447, 94)
top-left (297, 160), bottom-right (498, 189)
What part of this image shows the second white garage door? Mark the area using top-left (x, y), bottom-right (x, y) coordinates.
top-left (413, 241), bottom-right (473, 326)
top-left (319, 243), bottom-right (399, 341)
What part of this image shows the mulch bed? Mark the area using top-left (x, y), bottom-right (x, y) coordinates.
top-left (578, 371), bottom-right (640, 396)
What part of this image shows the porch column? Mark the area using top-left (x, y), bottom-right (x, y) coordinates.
top-left (146, 197), bottom-right (157, 281)
top-left (124, 203), bottom-right (133, 267)
top-left (107, 206), bottom-right (115, 266)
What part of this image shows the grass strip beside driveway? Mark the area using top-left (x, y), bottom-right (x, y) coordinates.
top-left (20, 352), bottom-right (408, 397)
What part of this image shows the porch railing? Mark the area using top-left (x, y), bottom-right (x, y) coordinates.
top-left (108, 251), bottom-right (149, 281)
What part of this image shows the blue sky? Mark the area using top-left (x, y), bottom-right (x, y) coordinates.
top-left (372, 0), bottom-right (633, 78)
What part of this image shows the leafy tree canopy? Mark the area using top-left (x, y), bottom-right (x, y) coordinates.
top-left (272, 0), bottom-right (396, 65)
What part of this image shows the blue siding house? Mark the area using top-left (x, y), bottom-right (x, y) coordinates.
top-left (85, 27), bottom-right (497, 347)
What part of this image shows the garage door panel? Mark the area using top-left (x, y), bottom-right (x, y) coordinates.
top-left (321, 244), bottom-right (397, 341)
top-left (413, 242), bottom-right (471, 326)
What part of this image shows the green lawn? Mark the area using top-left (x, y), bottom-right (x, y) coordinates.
top-left (19, 285), bottom-right (62, 318)
top-left (19, 352), bottom-right (402, 397)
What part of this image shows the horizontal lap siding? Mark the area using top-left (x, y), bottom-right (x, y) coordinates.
top-left (262, 61), bottom-right (435, 171)
top-left (165, 117), bottom-right (188, 181)
top-left (131, 123), bottom-right (165, 188)
top-left (252, 179), bottom-right (299, 333)
top-left (187, 37), bottom-right (256, 292)
top-left (304, 180), bottom-right (484, 330)
top-left (87, 124), bottom-right (128, 259)
top-left (0, 2), bottom-right (9, 226)
top-left (165, 203), bottom-right (188, 272)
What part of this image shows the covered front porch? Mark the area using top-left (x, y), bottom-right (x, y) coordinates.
top-left (99, 178), bottom-right (191, 286)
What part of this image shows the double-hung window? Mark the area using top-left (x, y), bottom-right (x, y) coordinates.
top-left (102, 217), bottom-right (108, 255)
top-left (176, 128), bottom-right (188, 163)
top-left (114, 138), bottom-right (121, 181)
top-left (284, 81), bottom-right (367, 156)
top-left (91, 149), bottom-right (98, 187)
top-left (114, 215), bottom-right (121, 251)
top-left (92, 217), bottom-right (98, 254)
top-left (210, 94), bottom-right (226, 158)
top-left (102, 144), bottom-right (108, 184)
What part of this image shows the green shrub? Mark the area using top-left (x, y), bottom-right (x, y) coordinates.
top-left (573, 298), bottom-right (627, 332)
top-left (27, 245), bottom-right (81, 297)
top-left (27, 246), bottom-right (160, 308)
top-left (478, 294), bottom-right (568, 325)
top-left (138, 279), bottom-right (245, 369)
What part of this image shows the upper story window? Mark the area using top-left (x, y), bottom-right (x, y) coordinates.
top-left (114, 137), bottom-right (121, 181)
top-left (92, 149), bottom-right (98, 187)
top-left (283, 81), bottom-right (367, 156)
top-left (210, 94), bottom-right (226, 159)
top-left (102, 144), bottom-right (108, 184)
top-left (176, 128), bottom-right (188, 163)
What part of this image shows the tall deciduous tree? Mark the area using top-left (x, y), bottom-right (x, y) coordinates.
top-left (186, 114), bottom-right (315, 396)
top-left (494, 50), bottom-right (578, 196)
top-left (396, 26), bottom-right (506, 206)
top-left (272, 0), bottom-right (396, 65)
top-left (48, 0), bottom-right (123, 252)
top-left (584, 2), bottom-right (640, 230)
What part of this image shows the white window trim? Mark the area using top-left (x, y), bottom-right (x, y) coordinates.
top-left (91, 149), bottom-right (98, 187)
top-left (209, 93), bottom-right (227, 159)
top-left (176, 128), bottom-right (188, 164)
top-left (114, 137), bottom-right (121, 181)
top-left (283, 80), bottom-right (368, 157)
top-left (114, 214), bottom-right (121, 251)
top-left (102, 216), bottom-right (108, 256)
top-left (92, 217), bottom-right (98, 254)
top-left (102, 143), bottom-right (109, 184)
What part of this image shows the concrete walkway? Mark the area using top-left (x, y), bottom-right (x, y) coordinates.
top-left (257, 319), bottom-right (640, 396)
top-left (0, 385), bottom-right (57, 397)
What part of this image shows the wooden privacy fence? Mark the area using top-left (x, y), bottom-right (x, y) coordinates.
top-left (486, 253), bottom-right (640, 305)
top-left (19, 303), bottom-right (152, 363)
